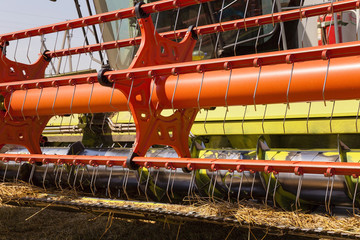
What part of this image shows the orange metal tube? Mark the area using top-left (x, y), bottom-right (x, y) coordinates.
top-left (8, 83), bottom-right (127, 116)
top-left (7, 55), bottom-right (360, 117)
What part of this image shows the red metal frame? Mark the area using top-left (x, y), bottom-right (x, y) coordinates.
top-left (1, 153), bottom-right (359, 177)
top-left (0, 49), bottom-right (51, 154)
top-left (46, 0), bottom-right (360, 58)
top-left (104, 7), bottom-right (198, 159)
top-left (0, 0), bottom-right (212, 44)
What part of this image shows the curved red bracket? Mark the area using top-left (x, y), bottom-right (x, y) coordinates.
top-left (0, 48), bottom-right (51, 154)
top-left (104, 3), bottom-right (198, 166)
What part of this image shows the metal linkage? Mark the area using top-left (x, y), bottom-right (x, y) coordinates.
top-left (2, 153), bottom-right (360, 177)
top-left (45, 0), bottom-right (360, 59)
top-left (0, 0), bottom-right (212, 44)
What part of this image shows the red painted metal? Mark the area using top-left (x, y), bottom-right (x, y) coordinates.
top-left (46, 0), bottom-right (360, 58)
top-left (108, 12), bottom-right (198, 158)
top-left (2, 153), bottom-right (360, 177)
top-left (0, 0), bottom-right (212, 44)
top-left (0, 49), bottom-right (51, 154)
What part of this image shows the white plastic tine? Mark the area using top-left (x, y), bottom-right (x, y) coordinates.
top-left (295, 174), bottom-right (303, 211)
top-left (73, 165), bottom-right (80, 193)
top-left (35, 86), bottom-right (43, 120)
top-left (21, 87), bottom-right (28, 121)
top-left (149, 77), bottom-right (156, 117)
top-left (253, 64), bottom-right (261, 111)
top-left (214, 0), bottom-right (226, 57)
top-left (322, 58), bottom-right (330, 106)
top-left (123, 168), bottom-right (130, 200)
top-left (234, 29), bottom-right (240, 56)
top-left (69, 83), bottom-right (77, 127)
top-left (28, 163), bottom-right (35, 185)
top-left (58, 165), bottom-right (64, 191)
top-left (89, 167), bottom-right (96, 196)
top-left (88, 82), bottom-right (95, 133)
top-left (306, 102), bottom-right (311, 134)
top-left (15, 162), bottom-right (21, 183)
top-left (67, 166), bottom-right (73, 188)
top-left (26, 37), bottom-right (32, 64)
top-left (197, 71), bottom-right (205, 113)
top-left (153, 170), bottom-right (160, 198)
top-left (330, 101), bottom-right (335, 133)
top-left (243, 0), bottom-right (250, 31)
top-left (106, 167), bottom-right (113, 198)
top-left (227, 171), bottom-right (234, 202)
top-left (273, 173), bottom-right (279, 208)
top-left (115, 19), bottom-right (123, 66)
top-left (301, 17), bottom-right (308, 48)
top-left (327, 175), bottom-right (335, 214)
top-left (262, 104), bottom-right (267, 134)
top-left (242, 105), bottom-right (247, 134)
top-left (171, 73), bottom-right (179, 113)
top-left (99, 21), bottom-right (106, 65)
top-left (283, 104), bottom-right (288, 134)
top-left (171, 169), bottom-right (176, 198)
top-left (286, 60), bottom-right (294, 110)
top-left (223, 67), bottom-right (232, 134)
top-left (137, 167), bottom-right (143, 196)
top-left (166, 168), bottom-right (173, 203)
top-left (79, 167), bottom-right (85, 190)
top-left (110, 82), bottom-right (119, 111)
top-left (187, 170), bottom-right (195, 200)
top-left (254, 27), bottom-right (261, 54)
top-left (130, 21), bottom-right (139, 59)
top-left (276, 0), bottom-right (287, 50)
top-left (250, 173), bottom-right (256, 200)
top-left (353, 176), bottom-right (359, 215)
top-left (265, 173), bottom-right (272, 207)
top-left (204, 109), bottom-right (209, 134)
top-left (2, 161), bottom-right (8, 182)
top-left (195, 3), bottom-right (202, 29)
top-left (237, 171), bottom-right (244, 204)
top-left (154, 12), bottom-right (160, 45)
top-left (93, 166), bottom-right (99, 194)
top-left (13, 39), bottom-right (19, 64)
top-left (127, 77), bottom-right (135, 134)
top-left (197, 35), bottom-right (203, 59)
top-left (52, 84), bottom-right (60, 116)
top-left (211, 170), bottom-right (219, 202)
top-left (356, 100), bottom-right (360, 132)
top-left (208, 171), bottom-right (214, 199)
top-left (324, 176), bottom-right (330, 213)
top-left (6, 89), bottom-right (14, 121)
top-left (144, 167), bottom-right (151, 202)
top-left (42, 163), bottom-right (49, 191)
top-left (174, 7), bottom-right (180, 43)
top-left (271, 0), bottom-right (276, 26)
top-left (101, 114), bottom-right (107, 135)
top-left (54, 164), bottom-right (60, 189)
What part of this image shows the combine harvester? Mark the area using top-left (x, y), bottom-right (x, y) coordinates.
top-left (2, 0), bottom-right (360, 237)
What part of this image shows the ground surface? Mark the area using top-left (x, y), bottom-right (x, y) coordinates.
top-left (0, 204), bottom-right (314, 240)
top-left (0, 182), bottom-right (355, 239)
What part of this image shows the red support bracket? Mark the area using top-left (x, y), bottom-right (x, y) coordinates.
top-left (98, 2), bottom-right (198, 169)
top-left (0, 47), bottom-right (51, 154)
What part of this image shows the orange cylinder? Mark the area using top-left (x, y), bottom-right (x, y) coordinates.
top-left (8, 83), bottom-right (128, 117)
top-left (6, 55), bottom-right (360, 117)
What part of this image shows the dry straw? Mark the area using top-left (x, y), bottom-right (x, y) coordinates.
top-left (1, 182), bottom-right (360, 234)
